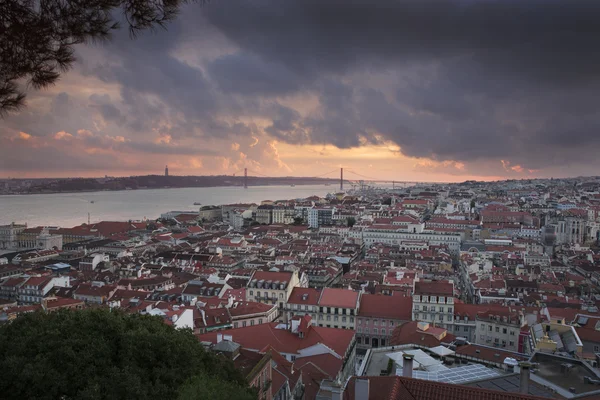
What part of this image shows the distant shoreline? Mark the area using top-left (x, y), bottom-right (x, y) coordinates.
top-left (0, 182), bottom-right (338, 197)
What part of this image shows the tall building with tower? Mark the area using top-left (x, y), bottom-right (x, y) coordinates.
top-left (165, 165), bottom-right (169, 177)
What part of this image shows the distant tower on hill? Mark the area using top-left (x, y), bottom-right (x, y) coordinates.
top-left (165, 165), bottom-right (169, 177)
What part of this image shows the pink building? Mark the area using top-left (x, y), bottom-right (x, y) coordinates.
top-left (356, 294), bottom-right (412, 348)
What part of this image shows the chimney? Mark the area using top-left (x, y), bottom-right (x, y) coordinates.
top-left (519, 362), bottom-right (532, 394)
top-left (402, 354), bottom-right (414, 377)
top-left (355, 378), bottom-right (370, 400)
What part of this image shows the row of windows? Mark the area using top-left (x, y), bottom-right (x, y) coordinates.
top-left (454, 325), bottom-right (471, 332)
top-left (414, 305), bottom-right (453, 313)
top-left (479, 335), bottom-right (515, 347)
top-left (233, 318), bottom-right (264, 328)
top-left (414, 313), bottom-right (453, 322)
top-left (249, 290), bottom-right (284, 299)
top-left (480, 324), bottom-right (515, 335)
top-left (357, 319), bottom-right (395, 327)
top-left (319, 315), bottom-right (354, 323)
top-left (413, 296), bottom-right (453, 304)
top-left (356, 336), bottom-right (387, 347)
top-left (317, 324), bottom-right (351, 329)
top-left (357, 327), bottom-right (388, 335)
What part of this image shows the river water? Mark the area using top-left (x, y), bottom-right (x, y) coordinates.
top-left (0, 185), bottom-right (332, 227)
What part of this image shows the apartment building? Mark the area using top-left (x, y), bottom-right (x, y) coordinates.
top-left (246, 270), bottom-right (307, 318)
top-left (316, 288), bottom-right (360, 330)
top-left (285, 287), bottom-right (321, 321)
top-left (361, 225), bottom-right (462, 253)
top-left (475, 309), bottom-right (522, 352)
top-left (308, 207), bottom-right (335, 229)
top-left (412, 279), bottom-right (455, 331)
top-left (356, 294), bottom-right (412, 349)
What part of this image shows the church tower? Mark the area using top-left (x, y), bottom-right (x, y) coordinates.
top-left (165, 165), bottom-right (169, 176)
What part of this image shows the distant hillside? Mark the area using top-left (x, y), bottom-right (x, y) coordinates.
top-left (12, 175), bottom-right (342, 194)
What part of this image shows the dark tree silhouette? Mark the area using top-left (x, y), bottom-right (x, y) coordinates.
top-left (0, 308), bottom-right (254, 400)
top-left (0, 0), bottom-right (200, 116)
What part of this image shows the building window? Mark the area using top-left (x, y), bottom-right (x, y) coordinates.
top-left (509, 341), bottom-right (515, 347)
top-left (358, 318), bottom-right (362, 325)
top-left (382, 329), bottom-right (386, 335)
top-left (350, 317), bottom-right (354, 323)
top-left (422, 305), bottom-right (428, 312)
top-left (365, 337), bottom-right (370, 345)
top-left (358, 327), bottom-right (362, 333)
top-left (251, 320), bottom-right (255, 326)
top-left (488, 326), bottom-right (492, 332)
top-left (243, 321), bottom-right (247, 327)
top-left (374, 319), bottom-right (378, 326)
top-left (480, 335), bottom-right (485, 340)
top-left (259, 319), bottom-right (263, 324)
top-left (503, 328), bottom-right (507, 334)
top-left (389, 321), bottom-right (394, 327)
top-left (256, 291), bottom-right (261, 298)
top-left (342, 317), bottom-right (347, 322)
top-left (357, 337), bottom-right (362, 344)
top-left (249, 290), bottom-right (253, 296)
top-left (326, 315), bottom-right (331, 321)
top-left (464, 326), bottom-right (469, 332)
top-left (365, 328), bottom-right (369, 334)
top-left (291, 355), bottom-right (296, 361)
top-left (509, 330), bottom-right (515, 336)
top-left (439, 315), bottom-right (444, 321)
top-left (374, 328), bottom-right (378, 335)
top-left (280, 293), bottom-right (284, 299)
top-left (495, 327), bottom-right (500, 333)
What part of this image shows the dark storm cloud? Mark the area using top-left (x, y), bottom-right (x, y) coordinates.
top-left (207, 52), bottom-right (305, 96)
top-left (4, 0), bottom-right (600, 177)
top-left (197, 0), bottom-right (600, 170)
top-left (202, 0), bottom-right (600, 83)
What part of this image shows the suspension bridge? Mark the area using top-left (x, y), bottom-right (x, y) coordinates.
top-left (234, 167), bottom-right (431, 191)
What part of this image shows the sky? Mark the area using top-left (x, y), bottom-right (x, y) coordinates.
top-left (2, 0), bottom-right (600, 182)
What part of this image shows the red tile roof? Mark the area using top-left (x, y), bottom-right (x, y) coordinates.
top-left (390, 321), bottom-right (453, 347)
top-left (293, 353), bottom-right (341, 379)
top-left (196, 322), bottom-right (354, 358)
top-left (287, 287), bottom-right (321, 306)
top-left (343, 376), bottom-right (547, 400)
top-left (251, 270), bottom-right (293, 284)
top-left (414, 280), bottom-right (453, 296)
top-left (318, 288), bottom-right (360, 309)
top-left (358, 294), bottom-right (412, 320)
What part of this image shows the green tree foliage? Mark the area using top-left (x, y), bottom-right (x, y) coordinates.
top-left (178, 372), bottom-right (258, 400)
top-left (0, 308), bottom-right (255, 400)
top-left (0, 0), bottom-right (202, 116)
top-left (346, 216), bottom-right (356, 227)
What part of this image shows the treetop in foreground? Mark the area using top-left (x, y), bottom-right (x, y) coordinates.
top-left (0, 308), bottom-right (255, 400)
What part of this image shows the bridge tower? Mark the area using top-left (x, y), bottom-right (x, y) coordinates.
top-left (340, 168), bottom-right (344, 192)
top-left (244, 168), bottom-right (248, 189)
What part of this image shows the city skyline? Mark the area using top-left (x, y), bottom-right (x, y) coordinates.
top-left (2, 0), bottom-right (600, 181)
